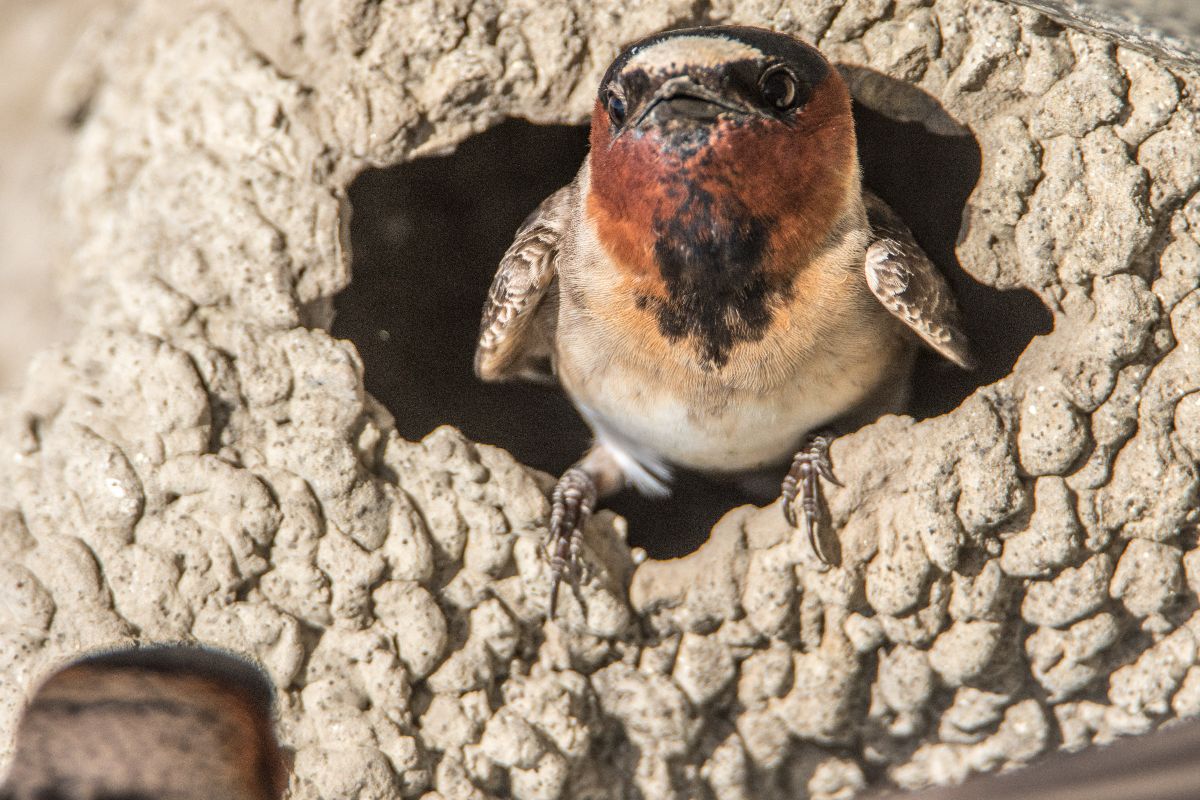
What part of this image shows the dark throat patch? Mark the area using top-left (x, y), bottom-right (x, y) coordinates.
top-left (639, 184), bottom-right (783, 370)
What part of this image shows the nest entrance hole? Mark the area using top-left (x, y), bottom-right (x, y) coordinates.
top-left (335, 109), bottom-right (1048, 558)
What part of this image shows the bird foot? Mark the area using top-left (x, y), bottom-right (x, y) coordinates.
top-left (781, 433), bottom-right (842, 563)
top-left (546, 466), bottom-right (598, 618)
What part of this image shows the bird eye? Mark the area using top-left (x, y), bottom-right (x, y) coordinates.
top-left (759, 66), bottom-right (800, 111)
top-left (607, 89), bottom-right (627, 126)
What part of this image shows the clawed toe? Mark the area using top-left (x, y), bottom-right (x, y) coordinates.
top-left (547, 466), bottom-right (598, 618)
top-left (781, 433), bottom-right (839, 563)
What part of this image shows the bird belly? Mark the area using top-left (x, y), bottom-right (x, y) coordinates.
top-left (563, 351), bottom-right (892, 477)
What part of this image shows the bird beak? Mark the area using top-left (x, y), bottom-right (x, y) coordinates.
top-left (633, 76), bottom-right (752, 129)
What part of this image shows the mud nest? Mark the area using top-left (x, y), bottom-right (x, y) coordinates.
top-left (2, 1), bottom-right (1200, 799)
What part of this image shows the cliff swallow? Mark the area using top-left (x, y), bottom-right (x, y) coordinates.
top-left (1, 645), bottom-right (287, 800)
top-left (475, 26), bottom-right (973, 615)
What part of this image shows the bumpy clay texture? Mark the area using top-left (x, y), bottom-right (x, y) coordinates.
top-left (2, 1), bottom-right (1200, 798)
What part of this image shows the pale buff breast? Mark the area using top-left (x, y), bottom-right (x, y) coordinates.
top-left (552, 268), bottom-right (907, 479)
top-left (556, 306), bottom-right (907, 476)
top-left (552, 167), bottom-right (908, 477)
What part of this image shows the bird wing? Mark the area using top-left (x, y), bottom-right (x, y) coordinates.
top-left (474, 183), bottom-right (576, 383)
top-left (862, 190), bottom-right (975, 370)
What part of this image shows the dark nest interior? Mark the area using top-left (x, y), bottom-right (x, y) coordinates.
top-left (335, 105), bottom-right (1050, 558)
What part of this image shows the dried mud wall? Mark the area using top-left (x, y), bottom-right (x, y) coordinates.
top-left (2, 1), bottom-right (1200, 798)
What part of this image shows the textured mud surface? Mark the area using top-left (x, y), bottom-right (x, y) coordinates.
top-left (1009, 0), bottom-right (1200, 66)
top-left (2, 1), bottom-right (1200, 798)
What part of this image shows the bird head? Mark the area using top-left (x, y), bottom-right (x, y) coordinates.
top-left (586, 27), bottom-right (861, 305)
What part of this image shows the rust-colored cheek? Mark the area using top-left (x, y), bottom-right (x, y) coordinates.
top-left (700, 76), bottom-right (859, 278)
top-left (586, 75), bottom-right (859, 288)
top-left (588, 102), bottom-right (680, 290)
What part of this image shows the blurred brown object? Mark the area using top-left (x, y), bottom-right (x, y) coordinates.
top-left (0, 644), bottom-right (288, 800)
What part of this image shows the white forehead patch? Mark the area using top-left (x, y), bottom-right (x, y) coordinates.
top-left (622, 35), bottom-right (765, 75)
